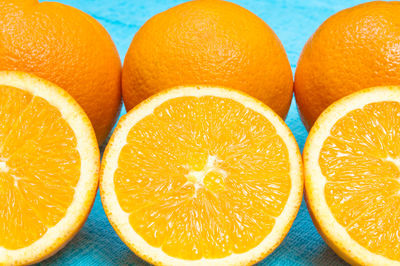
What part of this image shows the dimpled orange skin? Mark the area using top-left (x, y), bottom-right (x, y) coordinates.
top-left (122, 0), bottom-right (293, 118)
top-left (295, 1), bottom-right (400, 130)
top-left (0, 0), bottom-right (121, 145)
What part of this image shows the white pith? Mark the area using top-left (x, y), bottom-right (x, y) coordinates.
top-left (0, 161), bottom-right (8, 172)
top-left (185, 155), bottom-right (227, 193)
top-left (304, 86), bottom-right (400, 265)
top-left (100, 86), bottom-right (303, 266)
top-left (386, 157), bottom-right (400, 173)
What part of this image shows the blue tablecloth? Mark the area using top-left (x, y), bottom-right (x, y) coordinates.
top-left (38, 1), bottom-right (369, 265)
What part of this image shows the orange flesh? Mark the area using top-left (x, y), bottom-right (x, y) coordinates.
top-left (0, 85), bottom-right (80, 249)
top-left (320, 101), bottom-right (400, 260)
top-left (114, 96), bottom-right (291, 260)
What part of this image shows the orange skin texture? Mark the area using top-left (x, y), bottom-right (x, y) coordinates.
top-left (122, 0), bottom-right (293, 118)
top-left (295, 1), bottom-right (400, 130)
top-left (0, 0), bottom-right (122, 145)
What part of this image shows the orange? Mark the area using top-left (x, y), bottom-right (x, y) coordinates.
top-left (304, 86), bottom-right (400, 265)
top-left (100, 86), bottom-right (303, 265)
top-left (295, 1), bottom-right (400, 130)
top-left (122, 0), bottom-right (293, 119)
top-left (0, 71), bottom-right (99, 264)
top-left (0, 0), bottom-right (121, 145)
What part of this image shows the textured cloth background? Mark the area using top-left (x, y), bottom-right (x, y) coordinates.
top-left (37, 0), bottom-right (370, 265)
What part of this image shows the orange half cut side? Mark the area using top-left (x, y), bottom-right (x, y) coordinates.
top-left (305, 86), bottom-right (400, 265)
top-left (100, 86), bottom-right (303, 265)
top-left (0, 71), bottom-right (99, 265)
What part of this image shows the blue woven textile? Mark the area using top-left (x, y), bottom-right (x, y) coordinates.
top-left (37, 1), bottom-right (370, 264)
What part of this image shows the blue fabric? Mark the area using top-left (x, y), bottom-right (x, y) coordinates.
top-left (36, 1), bottom-right (370, 265)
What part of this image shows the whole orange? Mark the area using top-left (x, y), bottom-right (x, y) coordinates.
top-left (122, 0), bottom-right (293, 118)
top-left (295, 1), bottom-right (400, 130)
top-left (0, 0), bottom-right (121, 145)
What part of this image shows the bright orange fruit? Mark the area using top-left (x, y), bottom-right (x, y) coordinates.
top-left (101, 86), bottom-right (303, 265)
top-left (304, 86), bottom-right (400, 265)
top-left (295, 1), bottom-right (400, 130)
top-left (0, 0), bottom-right (121, 145)
top-left (0, 71), bottom-right (99, 264)
top-left (122, 0), bottom-right (293, 119)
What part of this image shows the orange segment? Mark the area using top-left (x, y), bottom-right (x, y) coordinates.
top-left (0, 71), bottom-right (99, 265)
top-left (304, 86), bottom-right (400, 265)
top-left (0, 172), bottom-right (48, 250)
top-left (100, 86), bottom-right (303, 265)
top-left (0, 86), bottom-right (32, 148)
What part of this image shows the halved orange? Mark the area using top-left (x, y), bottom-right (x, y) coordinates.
top-left (100, 86), bottom-right (303, 265)
top-left (304, 86), bottom-right (400, 265)
top-left (0, 71), bottom-right (99, 264)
